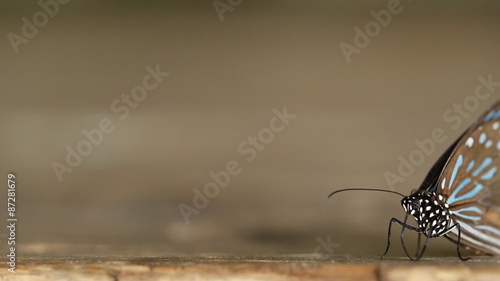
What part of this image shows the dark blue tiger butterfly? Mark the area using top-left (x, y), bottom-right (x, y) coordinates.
top-left (330, 100), bottom-right (500, 260)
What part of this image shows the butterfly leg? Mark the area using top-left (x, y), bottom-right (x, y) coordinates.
top-left (414, 232), bottom-right (422, 257)
top-left (381, 216), bottom-right (420, 260)
top-left (440, 223), bottom-right (470, 261)
top-left (399, 214), bottom-right (418, 260)
top-left (414, 228), bottom-right (432, 260)
top-left (401, 218), bottom-right (430, 261)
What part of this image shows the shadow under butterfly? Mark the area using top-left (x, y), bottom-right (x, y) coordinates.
top-left (330, 100), bottom-right (500, 261)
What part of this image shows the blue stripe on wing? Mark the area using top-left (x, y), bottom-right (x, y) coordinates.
top-left (484, 109), bottom-right (500, 122)
top-left (449, 155), bottom-right (464, 189)
top-left (452, 206), bottom-right (484, 221)
top-left (446, 157), bottom-right (495, 205)
top-left (472, 157), bottom-right (493, 176)
top-left (448, 182), bottom-right (483, 205)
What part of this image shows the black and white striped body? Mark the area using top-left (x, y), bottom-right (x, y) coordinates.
top-left (401, 192), bottom-right (451, 237)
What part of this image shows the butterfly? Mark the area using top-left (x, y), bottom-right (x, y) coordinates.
top-left (330, 100), bottom-right (500, 260)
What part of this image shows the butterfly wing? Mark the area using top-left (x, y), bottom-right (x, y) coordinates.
top-left (436, 100), bottom-right (500, 254)
top-left (418, 131), bottom-right (464, 194)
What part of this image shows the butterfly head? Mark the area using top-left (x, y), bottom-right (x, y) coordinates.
top-left (401, 191), bottom-right (451, 237)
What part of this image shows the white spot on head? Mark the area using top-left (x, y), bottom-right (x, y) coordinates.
top-left (466, 137), bottom-right (474, 148)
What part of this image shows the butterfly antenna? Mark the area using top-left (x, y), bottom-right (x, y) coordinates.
top-left (328, 188), bottom-right (405, 198)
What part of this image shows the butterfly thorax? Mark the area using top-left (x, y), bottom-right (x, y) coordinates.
top-left (401, 191), bottom-right (451, 237)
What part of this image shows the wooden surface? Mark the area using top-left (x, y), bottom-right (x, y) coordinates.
top-left (1, 255), bottom-right (499, 281)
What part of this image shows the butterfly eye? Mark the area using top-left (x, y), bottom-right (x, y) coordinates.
top-left (412, 201), bottom-right (420, 210)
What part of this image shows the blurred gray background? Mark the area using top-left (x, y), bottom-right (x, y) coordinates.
top-left (1, 0), bottom-right (500, 257)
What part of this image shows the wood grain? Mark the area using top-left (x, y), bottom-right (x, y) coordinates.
top-left (1, 256), bottom-right (499, 281)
